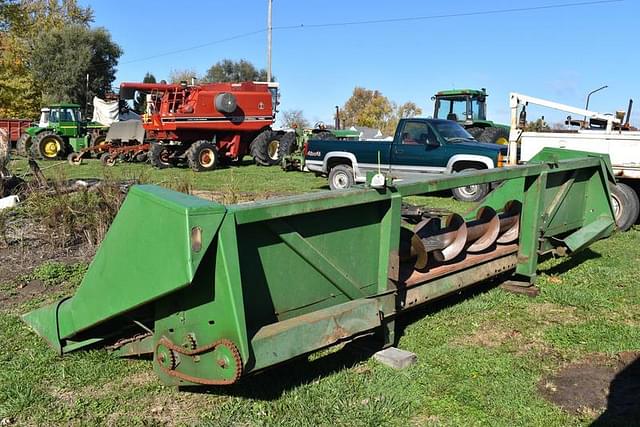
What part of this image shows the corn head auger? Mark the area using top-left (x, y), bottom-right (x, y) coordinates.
top-left (23, 148), bottom-right (617, 386)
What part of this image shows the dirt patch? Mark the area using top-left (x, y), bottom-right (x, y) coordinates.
top-left (526, 302), bottom-right (579, 325)
top-left (539, 352), bottom-right (640, 420)
top-left (460, 323), bottom-right (524, 348)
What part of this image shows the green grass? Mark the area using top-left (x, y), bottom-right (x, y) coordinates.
top-left (0, 159), bottom-right (638, 425)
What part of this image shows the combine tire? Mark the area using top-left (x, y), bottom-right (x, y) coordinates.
top-left (67, 152), bottom-right (82, 166)
top-left (451, 168), bottom-right (490, 202)
top-left (251, 130), bottom-right (281, 166)
top-left (33, 131), bottom-right (65, 159)
top-left (187, 140), bottom-right (219, 172)
top-left (150, 143), bottom-right (172, 169)
top-left (478, 127), bottom-right (510, 145)
top-left (609, 182), bottom-right (640, 231)
top-left (16, 133), bottom-right (32, 157)
top-left (328, 165), bottom-right (355, 190)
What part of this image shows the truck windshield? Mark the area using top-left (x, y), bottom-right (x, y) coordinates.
top-left (432, 121), bottom-right (474, 142)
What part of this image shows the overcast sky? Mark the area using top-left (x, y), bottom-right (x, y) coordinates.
top-left (82, 0), bottom-right (639, 127)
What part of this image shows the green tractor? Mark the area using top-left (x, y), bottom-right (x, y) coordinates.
top-left (432, 88), bottom-right (510, 145)
top-left (281, 124), bottom-right (360, 171)
top-left (17, 103), bottom-right (108, 159)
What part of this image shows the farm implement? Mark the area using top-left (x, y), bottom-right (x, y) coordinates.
top-left (23, 148), bottom-right (617, 386)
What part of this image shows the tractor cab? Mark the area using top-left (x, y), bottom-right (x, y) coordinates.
top-left (432, 88), bottom-right (510, 145)
top-left (48, 104), bottom-right (82, 137)
top-left (38, 108), bottom-right (51, 128)
top-left (433, 88), bottom-right (487, 125)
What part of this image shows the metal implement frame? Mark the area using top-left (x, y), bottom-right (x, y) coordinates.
top-left (23, 148), bottom-right (616, 386)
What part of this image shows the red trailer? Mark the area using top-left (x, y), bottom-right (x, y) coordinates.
top-left (117, 81), bottom-right (294, 171)
top-left (0, 118), bottom-right (32, 146)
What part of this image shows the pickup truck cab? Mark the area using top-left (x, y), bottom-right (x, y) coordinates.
top-left (305, 118), bottom-right (507, 201)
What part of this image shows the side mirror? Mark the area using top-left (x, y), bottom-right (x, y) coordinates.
top-left (426, 138), bottom-right (439, 147)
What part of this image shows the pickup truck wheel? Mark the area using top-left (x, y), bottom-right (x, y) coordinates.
top-left (329, 165), bottom-right (355, 190)
top-left (451, 168), bottom-right (490, 202)
top-left (609, 182), bottom-right (639, 231)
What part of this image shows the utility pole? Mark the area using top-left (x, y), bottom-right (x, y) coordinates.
top-left (267, 0), bottom-right (273, 82)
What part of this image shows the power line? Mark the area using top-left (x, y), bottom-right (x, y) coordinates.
top-left (120, 0), bottom-right (623, 65)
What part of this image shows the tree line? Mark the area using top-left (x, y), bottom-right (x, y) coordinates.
top-left (0, 0), bottom-right (121, 118)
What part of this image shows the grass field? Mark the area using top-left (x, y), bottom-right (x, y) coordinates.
top-left (0, 158), bottom-right (638, 426)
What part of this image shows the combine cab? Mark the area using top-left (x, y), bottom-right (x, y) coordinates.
top-left (433, 88), bottom-right (510, 144)
top-left (117, 81), bottom-right (294, 171)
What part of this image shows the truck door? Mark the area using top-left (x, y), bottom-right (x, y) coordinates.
top-left (390, 120), bottom-right (446, 174)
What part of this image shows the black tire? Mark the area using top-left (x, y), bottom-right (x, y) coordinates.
top-left (478, 127), bottom-right (510, 145)
top-left (33, 131), bottom-right (65, 159)
top-left (609, 182), bottom-right (640, 231)
top-left (277, 132), bottom-right (297, 159)
top-left (150, 143), bottom-right (172, 169)
top-left (250, 130), bottom-right (283, 166)
top-left (135, 152), bottom-right (148, 163)
top-left (328, 164), bottom-right (355, 190)
top-left (100, 153), bottom-right (116, 167)
top-left (16, 133), bottom-right (32, 157)
top-left (466, 127), bottom-right (484, 140)
top-left (67, 152), bottom-right (82, 166)
top-left (451, 168), bottom-right (490, 202)
top-left (186, 140), bottom-right (219, 172)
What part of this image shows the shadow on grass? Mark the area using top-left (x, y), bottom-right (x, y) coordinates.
top-left (182, 278), bottom-right (503, 400)
top-left (538, 248), bottom-right (601, 276)
top-left (592, 355), bottom-right (640, 426)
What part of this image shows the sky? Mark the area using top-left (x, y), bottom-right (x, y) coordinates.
top-left (80, 0), bottom-right (640, 127)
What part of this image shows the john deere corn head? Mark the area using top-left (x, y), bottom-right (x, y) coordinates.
top-left (23, 148), bottom-right (617, 386)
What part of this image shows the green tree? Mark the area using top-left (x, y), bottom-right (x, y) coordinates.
top-left (525, 118), bottom-right (550, 132)
top-left (0, 0), bottom-right (95, 117)
top-left (30, 25), bottom-right (122, 105)
top-left (203, 59), bottom-right (269, 83)
top-left (280, 109), bottom-right (309, 129)
top-left (133, 72), bottom-right (157, 114)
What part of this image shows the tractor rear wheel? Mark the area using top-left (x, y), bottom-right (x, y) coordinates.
top-left (16, 133), bottom-right (32, 157)
top-left (466, 127), bottom-right (484, 140)
top-left (250, 130), bottom-right (284, 166)
top-left (187, 140), bottom-right (219, 172)
top-left (34, 131), bottom-right (65, 159)
top-left (277, 132), bottom-right (297, 159)
top-left (478, 127), bottom-right (510, 145)
top-left (150, 143), bottom-right (172, 169)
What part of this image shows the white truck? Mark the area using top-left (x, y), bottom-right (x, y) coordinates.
top-left (508, 92), bottom-right (640, 231)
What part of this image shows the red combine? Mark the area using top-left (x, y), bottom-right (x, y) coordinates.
top-left (118, 81), bottom-right (294, 171)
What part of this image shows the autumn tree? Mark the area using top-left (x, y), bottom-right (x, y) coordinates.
top-left (168, 68), bottom-right (198, 84)
top-left (280, 109), bottom-right (309, 129)
top-left (203, 59), bottom-right (270, 83)
top-left (0, 0), bottom-right (96, 117)
top-left (340, 87), bottom-right (423, 136)
top-left (133, 72), bottom-right (157, 114)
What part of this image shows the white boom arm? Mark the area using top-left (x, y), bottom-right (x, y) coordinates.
top-left (508, 92), bottom-right (621, 164)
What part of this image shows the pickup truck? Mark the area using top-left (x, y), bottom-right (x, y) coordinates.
top-left (304, 118), bottom-right (507, 201)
